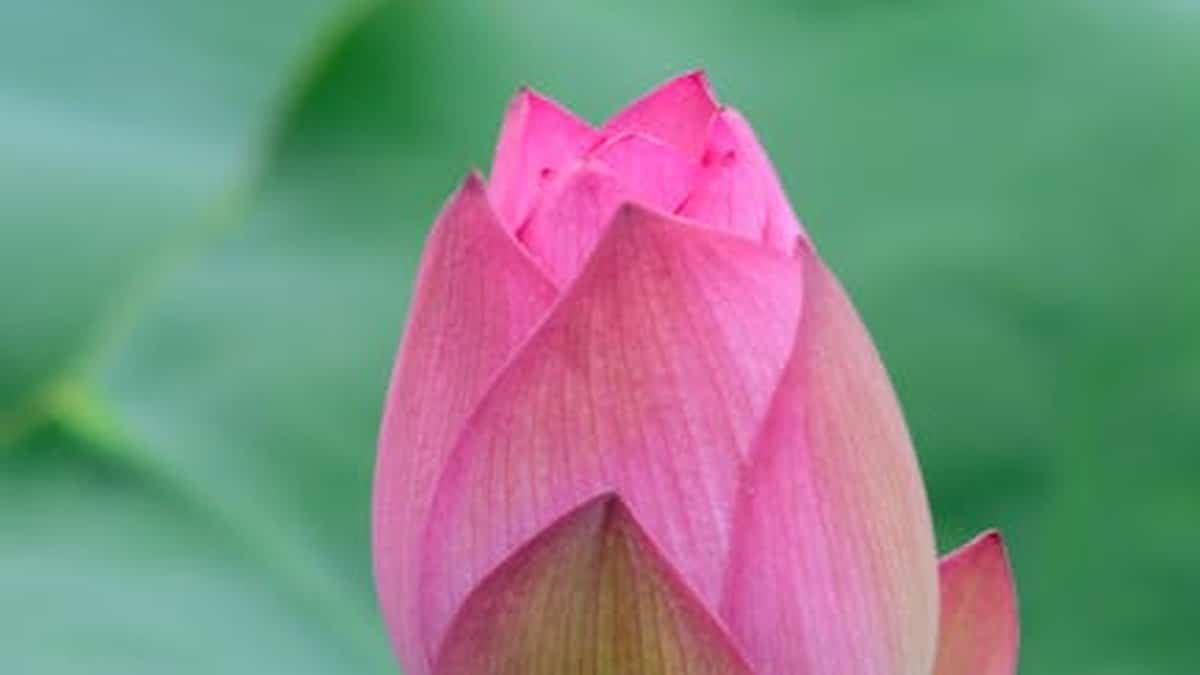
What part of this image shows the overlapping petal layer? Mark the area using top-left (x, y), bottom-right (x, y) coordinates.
top-left (721, 245), bottom-right (939, 675)
top-left (372, 174), bottom-right (557, 674)
top-left (489, 87), bottom-right (603, 231)
top-left (419, 204), bottom-right (803, 656)
top-left (592, 132), bottom-right (699, 205)
top-left (375, 71), bottom-right (1009, 675)
top-left (435, 495), bottom-right (752, 675)
top-left (679, 109), bottom-right (804, 252)
top-left (934, 531), bottom-right (1020, 675)
top-left (517, 133), bottom-right (697, 284)
top-left (490, 71), bottom-right (799, 258)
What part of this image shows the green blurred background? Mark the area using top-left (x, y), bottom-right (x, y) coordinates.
top-left (2, 1), bottom-right (1197, 673)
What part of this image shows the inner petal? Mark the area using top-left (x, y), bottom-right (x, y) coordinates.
top-left (517, 133), bottom-right (697, 285)
top-left (603, 70), bottom-right (722, 159)
top-left (488, 87), bottom-right (603, 232)
top-left (677, 108), bottom-right (805, 253)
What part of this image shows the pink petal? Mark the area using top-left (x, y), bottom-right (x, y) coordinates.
top-left (677, 108), bottom-right (805, 252)
top-left (721, 245), bottom-right (939, 674)
top-left (434, 495), bottom-right (753, 674)
top-left (934, 531), bottom-right (1020, 675)
top-left (603, 70), bottom-right (721, 158)
top-left (517, 163), bottom-right (625, 285)
top-left (373, 173), bottom-right (558, 675)
top-left (488, 87), bottom-right (603, 231)
top-left (591, 132), bottom-right (699, 211)
top-left (517, 134), bottom-right (697, 284)
top-left (420, 204), bottom-right (804, 657)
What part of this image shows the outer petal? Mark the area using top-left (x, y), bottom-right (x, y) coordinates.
top-left (721, 245), bottom-right (939, 674)
top-left (420, 204), bottom-right (804, 656)
top-left (372, 174), bottom-right (558, 675)
top-left (489, 87), bottom-right (603, 230)
top-left (934, 531), bottom-right (1020, 675)
top-left (517, 134), bottom-right (697, 284)
top-left (435, 495), bottom-right (753, 675)
top-left (678, 108), bottom-right (805, 252)
top-left (603, 70), bottom-right (720, 158)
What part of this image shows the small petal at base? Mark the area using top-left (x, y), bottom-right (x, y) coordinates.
top-left (934, 531), bottom-right (1020, 675)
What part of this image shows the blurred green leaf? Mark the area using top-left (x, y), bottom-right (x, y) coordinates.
top-left (1, 1), bottom-right (1198, 674)
top-left (0, 428), bottom-right (374, 673)
top-left (0, 0), bottom-right (377, 415)
top-left (0, 0), bottom-right (402, 671)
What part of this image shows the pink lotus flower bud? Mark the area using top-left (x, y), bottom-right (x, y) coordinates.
top-left (373, 72), bottom-right (1018, 674)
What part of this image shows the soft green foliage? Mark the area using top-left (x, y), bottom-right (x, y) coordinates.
top-left (2, 1), bottom-right (1197, 673)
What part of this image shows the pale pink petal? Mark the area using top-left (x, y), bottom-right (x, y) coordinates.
top-left (420, 204), bottom-right (804, 656)
top-left (373, 173), bottom-right (558, 675)
top-left (434, 495), bottom-right (753, 675)
top-left (603, 70), bottom-right (721, 158)
top-left (678, 108), bottom-right (805, 251)
top-left (517, 134), bottom-right (697, 284)
top-left (488, 87), bottom-right (603, 231)
top-left (721, 245), bottom-right (939, 675)
top-left (934, 531), bottom-right (1020, 675)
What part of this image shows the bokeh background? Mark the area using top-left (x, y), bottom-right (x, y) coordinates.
top-left (2, 1), bottom-right (1198, 673)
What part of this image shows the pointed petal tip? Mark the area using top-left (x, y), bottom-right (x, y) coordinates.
top-left (499, 86), bottom-right (531, 122)
top-left (501, 85), bottom-right (548, 125)
top-left (603, 70), bottom-right (723, 157)
top-left (681, 67), bottom-right (719, 101)
top-left (509, 84), bottom-right (593, 127)
top-left (613, 199), bottom-right (650, 222)
top-left (595, 201), bottom-right (654, 252)
top-left (508, 83), bottom-right (535, 105)
top-left (980, 528), bottom-right (1006, 549)
top-left (605, 200), bottom-right (706, 249)
top-left (640, 68), bottom-right (719, 105)
top-left (460, 169), bottom-right (487, 193)
top-left (544, 491), bottom-right (638, 545)
top-left (591, 489), bottom-right (624, 516)
top-left (944, 528), bottom-right (1011, 566)
top-left (605, 200), bottom-right (668, 240)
